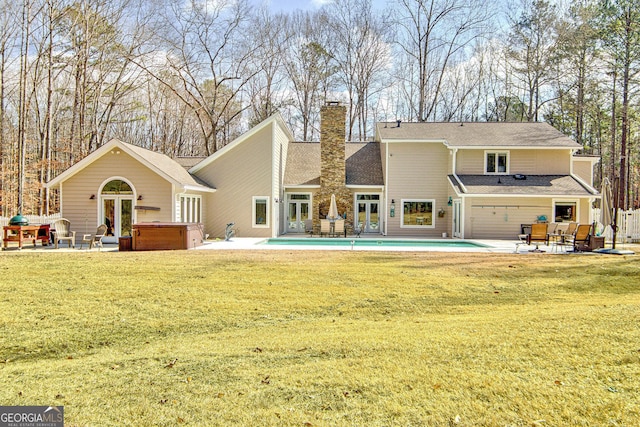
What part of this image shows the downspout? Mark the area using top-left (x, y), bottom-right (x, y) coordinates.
top-left (384, 141), bottom-right (389, 236)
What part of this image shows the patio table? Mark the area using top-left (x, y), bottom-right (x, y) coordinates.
top-left (2, 224), bottom-right (50, 250)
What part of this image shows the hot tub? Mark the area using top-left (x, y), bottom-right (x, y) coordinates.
top-left (132, 222), bottom-right (204, 251)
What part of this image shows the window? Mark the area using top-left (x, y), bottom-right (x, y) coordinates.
top-left (485, 151), bottom-right (509, 174)
top-left (554, 201), bottom-right (577, 222)
top-left (253, 196), bottom-right (269, 228)
top-left (401, 200), bottom-right (435, 228)
top-left (179, 195), bottom-right (202, 223)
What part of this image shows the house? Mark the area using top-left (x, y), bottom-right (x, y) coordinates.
top-left (45, 140), bottom-right (216, 243)
top-left (46, 102), bottom-right (599, 244)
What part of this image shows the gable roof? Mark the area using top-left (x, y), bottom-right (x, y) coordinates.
top-left (449, 174), bottom-right (598, 197)
top-left (377, 122), bottom-right (581, 149)
top-left (46, 139), bottom-right (215, 192)
top-left (284, 141), bottom-right (384, 187)
top-left (189, 112), bottom-right (293, 174)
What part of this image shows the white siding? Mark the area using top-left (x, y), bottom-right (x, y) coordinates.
top-left (457, 149), bottom-right (573, 175)
top-left (196, 124), bottom-right (275, 238)
top-left (61, 150), bottom-right (174, 239)
top-left (385, 142), bottom-right (451, 237)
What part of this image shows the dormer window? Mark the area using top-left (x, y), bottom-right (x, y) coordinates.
top-left (485, 151), bottom-right (509, 174)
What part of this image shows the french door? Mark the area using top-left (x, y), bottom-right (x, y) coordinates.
top-left (356, 194), bottom-right (380, 233)
top-left (102, 196), bottom-right (133, 243)
top-left (287, 194), bottom-right (310, 233)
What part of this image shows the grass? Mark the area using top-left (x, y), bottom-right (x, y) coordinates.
top-left (0, 250), bottom-right (639, 426)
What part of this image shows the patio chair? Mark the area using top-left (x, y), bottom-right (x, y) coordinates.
top-left (80, 224), bottom-right (108, 250)
top-left (563, 222), bottom-right (578, 238)
top-left (526, 223), bottom-right (549, 252)
top-left (568, 224), bottom-right (592, 252)
top-left (333, 219), bottom-right (345, 237)
top-left (51, 218), bottom-right (76, 249)
top-left (320, 219), bottom-right (331, 237)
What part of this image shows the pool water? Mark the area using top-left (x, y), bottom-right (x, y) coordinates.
top-left (260, 238), bottom-right (489, 248)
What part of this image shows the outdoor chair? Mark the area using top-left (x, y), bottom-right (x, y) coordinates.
top-left (526, 223), bottom-right (549, 252)
top-left (333, 219), bottom-right (345, 237)
top-left (563, 222), bottom-right (578, 238)
top-left (320, 219), bottom-right (331, 237)
top-left (51, 218), bottom-right (76, 249)
top-left (80, 224), bottom-right (107, 250)
top-left (568, 224), bottom-right (592, 252)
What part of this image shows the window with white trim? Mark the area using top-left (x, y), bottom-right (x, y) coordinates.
top-left (253, 196), bottom-right (269, 228)
top-left (485, 151), bottom-right (509, 174)
top-left (554, 201), bottom-right (577, 222)
top-left (401, 199), bottom-right (435, 228)
top-left (179, 195), bottom-right (202, 223)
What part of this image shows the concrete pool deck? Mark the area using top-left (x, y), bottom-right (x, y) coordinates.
top-left (3, 237), bottom-right (636, 254)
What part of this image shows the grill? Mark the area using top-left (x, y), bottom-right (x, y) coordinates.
top-left (8, 214), bottom-right (29, 226)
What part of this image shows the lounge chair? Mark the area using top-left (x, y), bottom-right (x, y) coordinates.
top-left (333, 219), bottom-right (345, 237)
top-left (80, 224), bottom-right (108, 250)
top-left (51, 218), bottom-right (76, 249)
top-left (526, 223), bottom-right (549, 251)
top-left (568, 224), bottom-right (592, 252)
top-left (320, 219), bottom-right (331, 237)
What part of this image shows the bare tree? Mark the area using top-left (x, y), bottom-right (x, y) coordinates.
top-left (325, 0), bottom-right (391, 140)
top-left (134, 0), bottom-right (259, 155)
top-left (391, 0), bottom-right (490, 122)
top-left (245, 8), bottom-right (292, 127)
top-left (283, 10), bottom-right (336, 141)
top-left (0, 0), bottom-right (21, 215)
top-left (506, 0), bottom-right (560, 122)
top-left (599, 0), bottom-right (640, 209)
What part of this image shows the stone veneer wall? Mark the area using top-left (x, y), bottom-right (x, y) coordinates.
top-left (314, 102), bottom-right (354, 233)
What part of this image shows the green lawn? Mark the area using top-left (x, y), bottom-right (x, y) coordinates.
top-left (1, 250), bottom-right (639, 426)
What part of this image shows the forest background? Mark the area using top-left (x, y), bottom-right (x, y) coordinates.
top-left (1, 0), bottom-right (638, 216)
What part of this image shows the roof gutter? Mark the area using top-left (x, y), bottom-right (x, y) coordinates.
top-left (449, 148), bottom-right (467, 194)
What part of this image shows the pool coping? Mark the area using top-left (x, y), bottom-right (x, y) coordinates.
top-left (195, 237), bottom-right (628, 254)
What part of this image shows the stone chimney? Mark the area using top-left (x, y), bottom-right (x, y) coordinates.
top-left (320, 101), bottom-right (346, 188)
top-left (315, 101), bottom-right (352, 230)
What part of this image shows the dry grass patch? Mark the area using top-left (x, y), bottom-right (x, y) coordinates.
top-left (0, 250), bottom-right (639, 426)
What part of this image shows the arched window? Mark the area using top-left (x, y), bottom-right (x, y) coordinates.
top-left (101, 180), bottom-right (133, 195)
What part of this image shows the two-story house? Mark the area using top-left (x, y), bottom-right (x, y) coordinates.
top-left (46, 102), bottom-right (599, 243)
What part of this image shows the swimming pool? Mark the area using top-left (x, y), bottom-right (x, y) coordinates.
top-left (259, 238), bottom-right (490, 249)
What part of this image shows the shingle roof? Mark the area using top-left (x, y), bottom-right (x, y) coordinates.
top-left (284, 142), bottom-right (383, 186)
top-left (124, 143), bottom-right (214, 190)
top-left (174, 156), bottom-right (208, 170)
top-left (377, 122), bottom-right (581, 148)
top-left (449, 175), bottom-right (597, 196)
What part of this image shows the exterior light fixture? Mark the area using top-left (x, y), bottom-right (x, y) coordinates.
top-left (90, 194), bottom-right (96, 200)
top-left (390, 199), bottom-right (396, 217)
top-left (448, 196), bottom-right (452, 206)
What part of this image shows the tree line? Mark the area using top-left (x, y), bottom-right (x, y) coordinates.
top-left (0, 0), bottom-right (638, 216)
